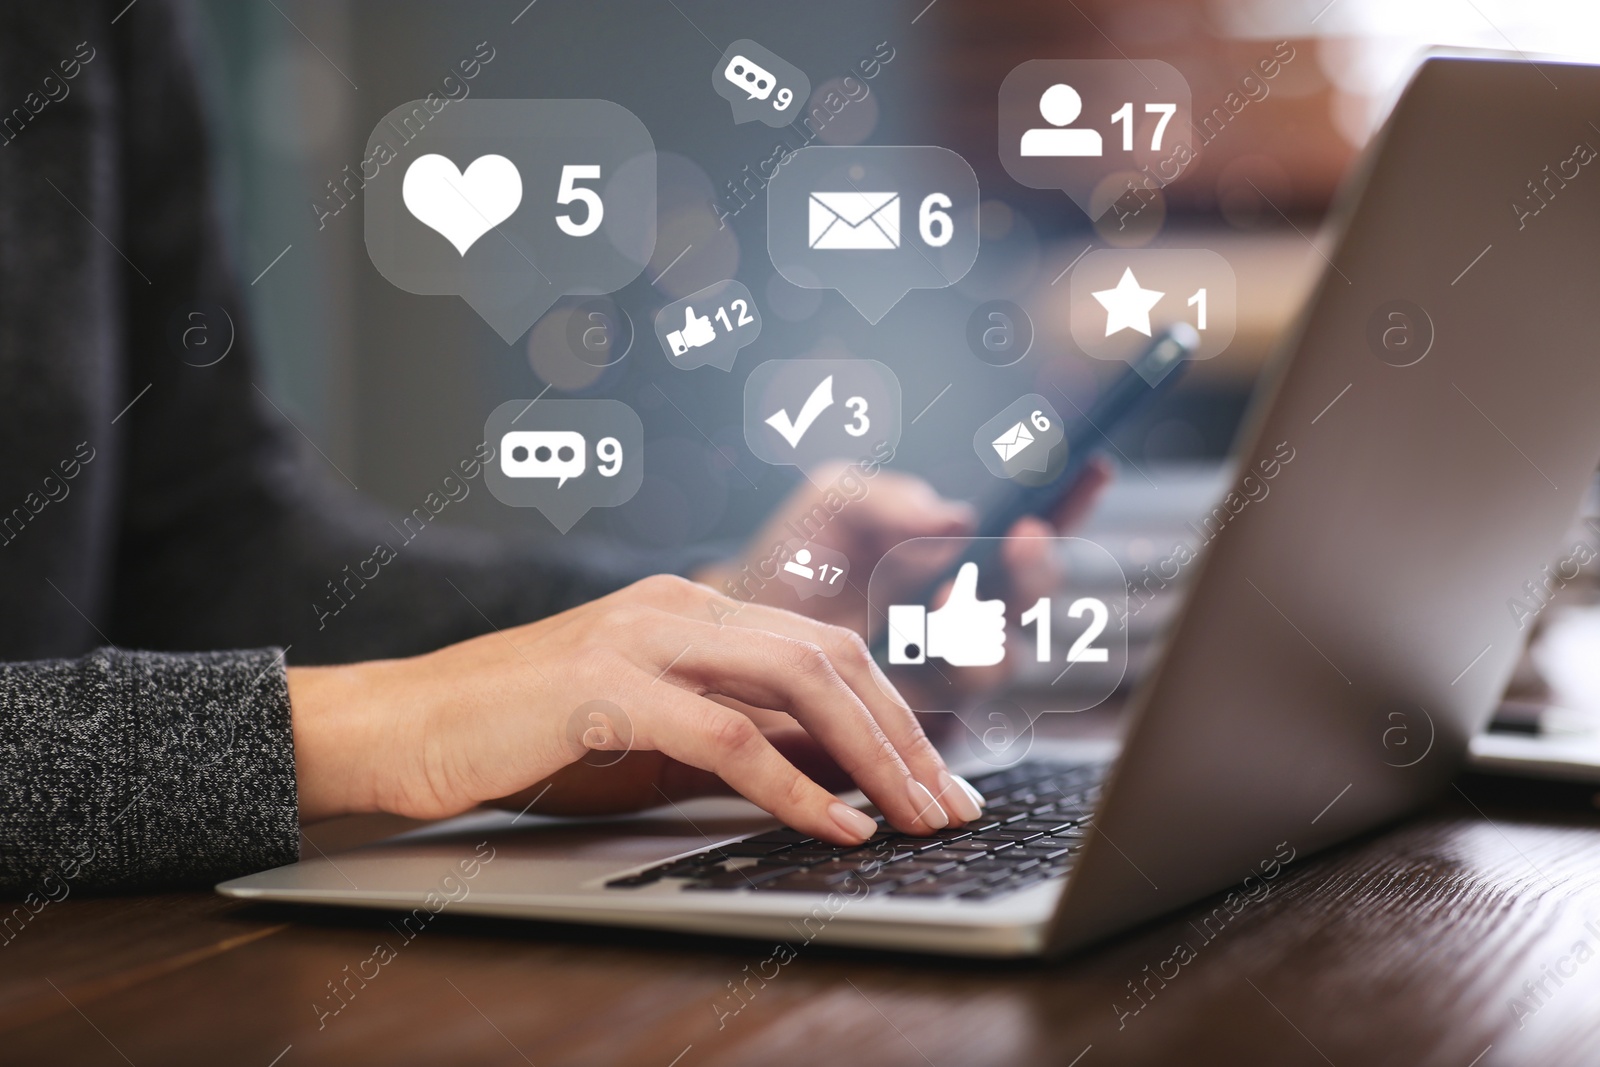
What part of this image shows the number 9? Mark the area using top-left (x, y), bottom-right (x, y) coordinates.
top-left (596, 436), bottom-right (623, 477)
top-left (1030, 409), bottom-right (1050, 432)
top-left (774, 87), bottom-right (793, 110)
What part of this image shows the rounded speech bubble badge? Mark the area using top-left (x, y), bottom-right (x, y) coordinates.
top-left (1068, 248), bottom-right (1236, 376)
top-left (365, 99), bottom-right (656, 345)
top-left (974, 394), bottom-right (1067, 481)
top-left (484, 398), bottom-right (643, 532)
top-left (767, 146), bottom-right (981, 324)
top-left (653, 279), bottom-right (762, 372)
top-left (998, 60), bottom-right (1195, 222)
top-left (867, 536), bottom-right (1128, 714)
top-left (743, 358), bottom-right (901, 486)
top-left (775, 539), bottom-right (850, 601)
top-left (715, 40), bottom-right (810, 128)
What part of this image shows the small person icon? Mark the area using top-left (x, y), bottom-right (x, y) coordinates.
top-left (782, 547), bottom-right (815, 580)
top-left (1020, 84), bottom-right (1103, 158)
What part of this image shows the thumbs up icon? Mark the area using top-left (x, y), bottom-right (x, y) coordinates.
top-left (665, 306), bottom-right (717, 357)
top-left (887, 562), bottom-right (1008, 667)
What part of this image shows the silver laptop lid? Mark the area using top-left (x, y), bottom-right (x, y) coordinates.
top-left (1050, 54), bottom-right (1600, 954)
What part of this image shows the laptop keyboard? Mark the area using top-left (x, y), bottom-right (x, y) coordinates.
top-left (604, 759), bottom-right (1107, 902)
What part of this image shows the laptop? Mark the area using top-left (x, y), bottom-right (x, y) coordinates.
top-left (219, 54), bottom-right (1600, 958)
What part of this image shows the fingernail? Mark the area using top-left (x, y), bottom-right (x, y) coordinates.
top-left (939, 770), bottom-right (984, 823)
top-left (953, 775), bottom-right (987, 815)
top-left (828, 802), bottom-right (878, 842)
top-left (907, 779), bottom-right (950, 829)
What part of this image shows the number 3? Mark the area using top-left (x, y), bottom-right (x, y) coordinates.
top-left (843, 396), bottom-right (870, 437)
top-left (556, 165), bottom-right (604, 237)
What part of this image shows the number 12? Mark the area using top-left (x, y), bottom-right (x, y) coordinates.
top-left (1019, 597), bottom-right (1110, 664)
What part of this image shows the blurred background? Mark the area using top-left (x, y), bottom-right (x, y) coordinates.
top-left (190, 0), bottom-right (1600, 693)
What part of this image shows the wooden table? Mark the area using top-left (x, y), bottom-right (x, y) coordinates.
top-left (5, 774), bottom-right (1600, 1066)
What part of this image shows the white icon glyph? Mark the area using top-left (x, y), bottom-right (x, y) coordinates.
top-left (1092, 267), bottom-right (1165, 338)
top-left (808, 192), bottom-right (901, 250)
top-left (888, 563), bottom-right (1008, 667)
top-left (665, 307), bottom-right (716, 357)
top-left (765, 375), bottom-right (835, 447)
top-left (991, 422), bottom-right (1036, 462)
top-left (402, 153), bottom-right (523, 255)
top-left (1019, 84), bottom-right (1102, 158)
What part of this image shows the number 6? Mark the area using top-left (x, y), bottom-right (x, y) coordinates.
top-left (918, 193), bottom-right (953, 247)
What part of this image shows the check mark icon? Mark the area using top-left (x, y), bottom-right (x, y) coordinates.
top-left (765, 375), bottom-right (835, 448)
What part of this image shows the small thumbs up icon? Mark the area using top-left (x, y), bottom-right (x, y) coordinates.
top-left (887, 562), bottom-right (1008, 667)
top-left (665, 306), bottom-right (717, 357)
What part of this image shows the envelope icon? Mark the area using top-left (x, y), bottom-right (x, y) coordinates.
top-left (992, 420), bottom-right (1035, 462)
top-left (808, 191), bottom-right (901, 250)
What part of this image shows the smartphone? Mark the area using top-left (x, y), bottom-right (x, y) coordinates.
top-left (883, 323), bottom-right (1199, 633)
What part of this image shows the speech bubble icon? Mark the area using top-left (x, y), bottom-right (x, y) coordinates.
top-left (365, 99), bottom-right (656, 344)
top-left (867, 536), bottom-right (1128, 714)
top-left (654, 280), bottom-right (762, 371)
top-left (501, 430), bottom-right (586, 487)
top-left (775, 539), bottom-right (850, 601)
top-left (714, 40), bottom-right (808, 127)
top-left (974, 394), bottom-right (1067, 480)
top-left (1068, 249), bottom-right (1236, 372)
top-left (725, 55), bottom-right (775, 101)
top-left (767, 146), bottom-right (980, 324)
top-left (998, 60), bottom-right (1195, 221)
top-left (744, 358), bottom-right (902, 487)
top-left (484, 399), bottom-right (643, 532)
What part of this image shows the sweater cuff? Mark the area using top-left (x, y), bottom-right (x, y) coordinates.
top-left (120, 647), bottom-right (300, 889)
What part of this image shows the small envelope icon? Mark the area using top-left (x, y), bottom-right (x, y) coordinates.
top-left (992, 420), bottom-right (1035, 462)
top-left (808, 191), bottom-right (901, 250)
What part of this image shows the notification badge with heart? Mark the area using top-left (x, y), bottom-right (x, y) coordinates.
top-left (364, 98), bottom-right (656, 343)
top-left (402, 153), bottom-right (523, 256)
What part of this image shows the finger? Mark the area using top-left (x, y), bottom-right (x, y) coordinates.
top-left (684, 306), bottom-right (699, 326)
top-left (1049, 455), bottom-right (1114, 530)
top-left (651, 622), bottom-right (955, 834)
top-left (626, 578), bottom-right (981, 825)
top-left (632, 683), bottom-right (881, 845)
top-left (1000, 522), bottom-right (1063, 613)
top-left (683, 603), bottom-right (987, 828)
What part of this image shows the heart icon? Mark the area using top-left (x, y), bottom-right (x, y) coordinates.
top-left (402, 153), bottom-right (523, 256)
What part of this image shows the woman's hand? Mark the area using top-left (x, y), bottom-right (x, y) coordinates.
top-left (287, 574), bottom-right (986, 844)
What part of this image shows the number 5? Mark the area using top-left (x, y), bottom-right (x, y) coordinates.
top-left (556, 165), bottom-right (604, 237)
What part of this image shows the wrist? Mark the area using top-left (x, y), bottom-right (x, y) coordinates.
top-left (287, 663), bottom-right (391, 823)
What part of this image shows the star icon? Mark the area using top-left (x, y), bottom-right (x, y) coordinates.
top-left (1092, 267), bottom-right (1165, 338)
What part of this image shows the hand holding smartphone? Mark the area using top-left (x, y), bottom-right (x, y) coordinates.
top-left (876, 323), bottom-right (1198, 655)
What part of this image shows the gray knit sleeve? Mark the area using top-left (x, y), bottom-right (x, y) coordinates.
top-left (0, 647), bottom-right (299, 894)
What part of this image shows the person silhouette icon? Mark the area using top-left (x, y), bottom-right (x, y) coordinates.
top-left (1020, 84), bottom-right (1103, 158)
top-left (782, 548), bottom-right (815, 580)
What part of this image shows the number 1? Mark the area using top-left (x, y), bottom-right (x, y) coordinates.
top-left (1021, 597), bottom-right (1051, 663)
top-left (1111, 102), bottom-right (1134, 151)
top-left (1187, 287), bottom-right (1207, 330)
